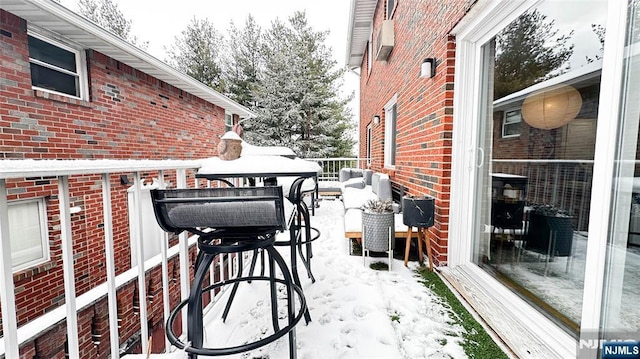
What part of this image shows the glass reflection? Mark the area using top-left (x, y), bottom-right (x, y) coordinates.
top-left (474, 0), bottom-right (607, 334)
top-left (602, 0), bottom-right (640, 339)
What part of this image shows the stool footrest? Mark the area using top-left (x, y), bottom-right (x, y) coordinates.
top-left (166, 276), bottom-right (307, 356)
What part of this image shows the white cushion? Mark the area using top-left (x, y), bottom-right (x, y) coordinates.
top-left (341, 177), bottom-right (366, 189)
top-left (342, 187), bottom-right (378, 210)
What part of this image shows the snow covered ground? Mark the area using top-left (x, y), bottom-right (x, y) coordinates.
top-left (493, 232), bottom-right (640, 329)
top-left (127, 198), bottom-right (468, 358)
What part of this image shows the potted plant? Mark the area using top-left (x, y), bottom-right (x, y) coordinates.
top-left (361, 199), bottom-right (395, 264)
top-left (525, 204), bottom-right (574, 257)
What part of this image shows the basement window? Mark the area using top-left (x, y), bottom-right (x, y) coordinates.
top-left (8, 198), bottom-right (50, 272)
top-left (28, 31), bottom-right (88, 100)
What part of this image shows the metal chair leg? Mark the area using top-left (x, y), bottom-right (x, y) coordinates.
top-left (268, 249), bottom-right (280, 332)
top-left (222, 254), bottom-right (244, 322)
top-left (187, 253), bottom-right (215, 357)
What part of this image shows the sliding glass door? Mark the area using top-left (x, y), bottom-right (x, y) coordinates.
top-left (451, 1), bottom-right (640, 356)
top-left (471, 0), bottom-right (607, 334)
top-left (600, 0), bottom-right (640, 342)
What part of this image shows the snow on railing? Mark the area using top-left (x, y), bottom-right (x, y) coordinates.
top-left (0, 159), bottom-right (245, 358)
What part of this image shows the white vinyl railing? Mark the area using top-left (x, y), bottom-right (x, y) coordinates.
top-left (0, 159), bottom-right (246, 358)
top-left (305, 157), bottom-right (370, 181)
top-left (0, 157), bottom-right (365, 358)
top-left (0, 156), bottom-right (595, 357)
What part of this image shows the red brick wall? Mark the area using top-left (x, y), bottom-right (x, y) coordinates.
top-left (359, 0), bottom-right (472, 266)
top-left (1, 9), bottom-right (225, 357)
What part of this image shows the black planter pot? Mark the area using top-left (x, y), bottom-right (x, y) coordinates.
top-left (402, 196), bottom-right (435, 227)
top-left (526, 213), bottom-right (573, 257)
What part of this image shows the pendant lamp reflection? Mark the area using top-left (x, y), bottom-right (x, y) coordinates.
top-left (521, 85), bottom-right (582, 130)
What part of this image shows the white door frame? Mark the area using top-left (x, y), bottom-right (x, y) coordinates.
top-left (448, 1), bottom-right (627, 357)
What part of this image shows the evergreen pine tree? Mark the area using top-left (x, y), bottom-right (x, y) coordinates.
top-left (166, 17), bottom-right (225, 92)
top-left (77, 0), bottom-right (148, 49)
top-left (245, 11), bottom-right (354, 157)
top-left (223, 16), bottom-right (262, 108)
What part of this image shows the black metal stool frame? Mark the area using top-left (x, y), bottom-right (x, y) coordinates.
top-left (235, 177), bottom-right (322, 324)
top-left (151, 186), bottom-right (306, 358)
top-left (280, 177), bottom-right (321, 284)
top-left (165, 235), bottom-right (307, 357)
top-left (195, 171), bottom-right (321, 286)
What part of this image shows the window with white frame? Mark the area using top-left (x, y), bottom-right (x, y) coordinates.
top-left (8, 198), bottom-right (49, 272)
top-left (225, 112), bottom-right (233, 132)
top-left (384, 95), bottom-right (398, 167)
top-left (502, 109), bottom-right (522, 137)
top-left (366, 123), bottom-right (372, 165)
top-left (386, 0), bottom-right (397, 19)
top-left (28, 31), bottom-right (88, 100)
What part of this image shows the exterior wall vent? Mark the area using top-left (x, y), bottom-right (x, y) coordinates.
top-left (375, 20), bottom-right (395, 61)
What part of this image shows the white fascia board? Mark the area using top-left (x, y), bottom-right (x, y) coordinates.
top-left (2, 0), bottom-right (256, 119)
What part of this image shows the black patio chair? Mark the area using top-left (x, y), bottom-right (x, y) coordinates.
top-left (151, 186), bottom-right (306, 358)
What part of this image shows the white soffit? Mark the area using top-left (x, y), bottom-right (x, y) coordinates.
top-left (1, 0), bottom-right (256, 118)
top-left (345, 0), bottom-right (377, 69)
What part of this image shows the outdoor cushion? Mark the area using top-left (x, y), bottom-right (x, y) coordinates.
top-left (375, 174), bottom-right (392, 200)
top-left (371, 173), bottom-right (381, 192)
top-left (363, 169), bottom-right (373, 185)
top-left (339, 168), bottom-right (364, 182)
top-left (371, 173), bottom-right (392, 200)
top-left (167, 201), bottom-right (278, 228)
top-left (342, 187), bottom-right (378, 210)
top-left (342, 177), bottom-right (366, 189)
top-left (338, 168), bottom-right (350, 182)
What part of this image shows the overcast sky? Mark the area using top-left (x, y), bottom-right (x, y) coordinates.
top-left (537, 0), bottom-right (608, 68)
top-left (62, 0), bottom-right (350, 63)
top-left (59, 0), bottom-right (361, 126)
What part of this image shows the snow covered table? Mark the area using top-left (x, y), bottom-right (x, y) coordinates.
top-left (197, 155), bottom-right (322, 320)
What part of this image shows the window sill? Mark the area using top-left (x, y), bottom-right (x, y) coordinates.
top-left (33, 89), bottom-right (91, 107)
top-left (13, 260), bottom-right (56, 282)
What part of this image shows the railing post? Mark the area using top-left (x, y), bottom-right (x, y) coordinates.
top-left (101, 173), bottom-right (120, 358)
top-left (133, 171), bottom-right (150, 353)
top-left (176, 169), bottom-right (190, 339)
top-left (58, 175), bottom-right (80, 358)
top-left (157, 170), bottom-right (172, 352)
top-left (0, 179), bottom-right (19, 359)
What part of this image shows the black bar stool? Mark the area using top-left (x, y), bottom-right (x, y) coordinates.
top-left (282, 177), bottom-right (321, 284)
top-left (240, 177), bottom-right (320, 325)
top-left (151, 186), bottom-right (306, 358)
